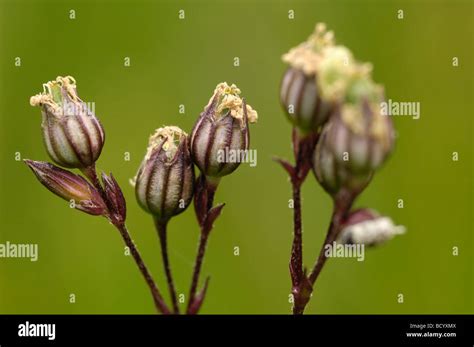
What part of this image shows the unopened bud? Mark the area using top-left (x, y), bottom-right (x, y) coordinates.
top-left (24, 159), bottom-right (106, 216)
top-left (30, 76), bottom-right (105, 169)
top-left (190, 82), bottom-right (258, 177)
top-left (133, 126), bottom-right (194, 222)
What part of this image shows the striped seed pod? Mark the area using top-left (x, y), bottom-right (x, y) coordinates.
top-left (133, 126), bottom-right (194, 222)
top-left (312, 97), bottom-right (394, 196)
top-left (24, 159), bottom-right (107, 216)
top-left (325, 99), bottom-right (395, 175)
top-left (280, 67), bottom-right (332, 132)
top-left (312, 123), bottom-right (372, 196)
top-left (30, 76), bottom-right (105, 169)
top-left (280, 23), bottom-right (337, 132)
top-left (190, 82), bottom-right (258, 178)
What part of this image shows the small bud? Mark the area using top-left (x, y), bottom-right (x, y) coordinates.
top-left (338, 208), bottom-right (406, 246)
top-left (133, 126), bottom-right (194, 222)
top-left (190, 82), bottom-right (258, 177)
top-left (30, 76), bottom-right (105, 169)
top-left (101, 172), bottom-right (126, 223)
top-left (24, 159), bottom-right (106, 216)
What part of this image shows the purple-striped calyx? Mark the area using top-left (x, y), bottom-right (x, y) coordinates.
top-left (280, 23), bottom-right (335, 132)
top-left (30, 76), bottom-right (105, 169)
top-left (310, 38), bottom-right (395, 197)
top-left (24, 159), bottom-right (107, 216)
top-left (324, 98), bottom-right (395, 175)
top-left (312, 101), bottom-right (394, 196)
top-left (190, 82), bottom-right (258, 178)
top-left (132, 126), bottom-right (194, 222)
top-left (312, 123), bottom-right (373, 196)
top-left (281, 23), bottom-right (380, 134)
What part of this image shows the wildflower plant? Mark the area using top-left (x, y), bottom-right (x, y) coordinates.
top-left (188, 82), bottom-right (257, 314)
top-left (25, 76), bottom-right (257, 314)
top-left (26, 76), bottom-right (171, 314)
top-left (276, 24), bottom-right (405, 314)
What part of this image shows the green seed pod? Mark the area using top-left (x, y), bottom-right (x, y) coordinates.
top-left (30, 76), bottom-right (105, 169)
top-left (133, 126), bottom-right (194, 222)
top-left (190, 83), bottom-right (258, 178)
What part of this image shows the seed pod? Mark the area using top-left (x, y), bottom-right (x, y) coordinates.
top-left (190, 82), bottom-right (258, 178)
top-left (280, 67), bottom-right (332, 132)
top-left (24, 159), bottom-right (106, 216)
top-left (133, 126), bottom-right (194, 222)
top-left (281, 23), bottom-right (384, 134)
top-left (312, 124), bottom-right (372, 196)
top-left (280, 24), bottom-right (336, 132)
top-left (326, 99), bottom-right (395, 175)
top-left (30, 76), bottom-right (105, 169)
top-left (338, 208), bottom-right (406, 247)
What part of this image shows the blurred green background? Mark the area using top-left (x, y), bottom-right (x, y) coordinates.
top-left (0, 0), bottom-right (472, 314)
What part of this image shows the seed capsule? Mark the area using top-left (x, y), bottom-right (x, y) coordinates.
top-left (280, 67), bottom-right (332, 132)
top-left (280, 24), bottom-right (335, 132)
top-left (325, 98), bottom-right (395, 175)
top-left (133, 126), bottom-right (194, 222)
top-left (30, 76), bottom-right (105, 169)
top-left (190, 82), bottom-right (258, 177)
top-left (24, 159), bottom-right (106, 216)
top-left (338, 208), bottom-right (406, 247)
top-left (312, 124), bottom-right (373, 196)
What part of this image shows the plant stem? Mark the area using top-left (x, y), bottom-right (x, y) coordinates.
top-left (308, 193), bottom-right (355, 285)
top-left (82, 164), bottom-right (171, 314)
top-left (291, 194), bottom-right (354, 315)
top-left (286, 129), bottom-right (319, 315)
top-left (82, 165), bottom-right (106, 197)
top-left (290, 183), bottom-right (303, 284)
top-left (187, 174), bottom-right (221, 314)
top-left (187, 230), bottom-right (210, 313)
top-left (154, 218), bottom-right (180, 314)
top-left (114, 222), bottom-right (171, 314)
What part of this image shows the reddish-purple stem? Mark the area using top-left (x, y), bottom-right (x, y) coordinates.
top-left (83, 164), bottom-right (171, 315)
